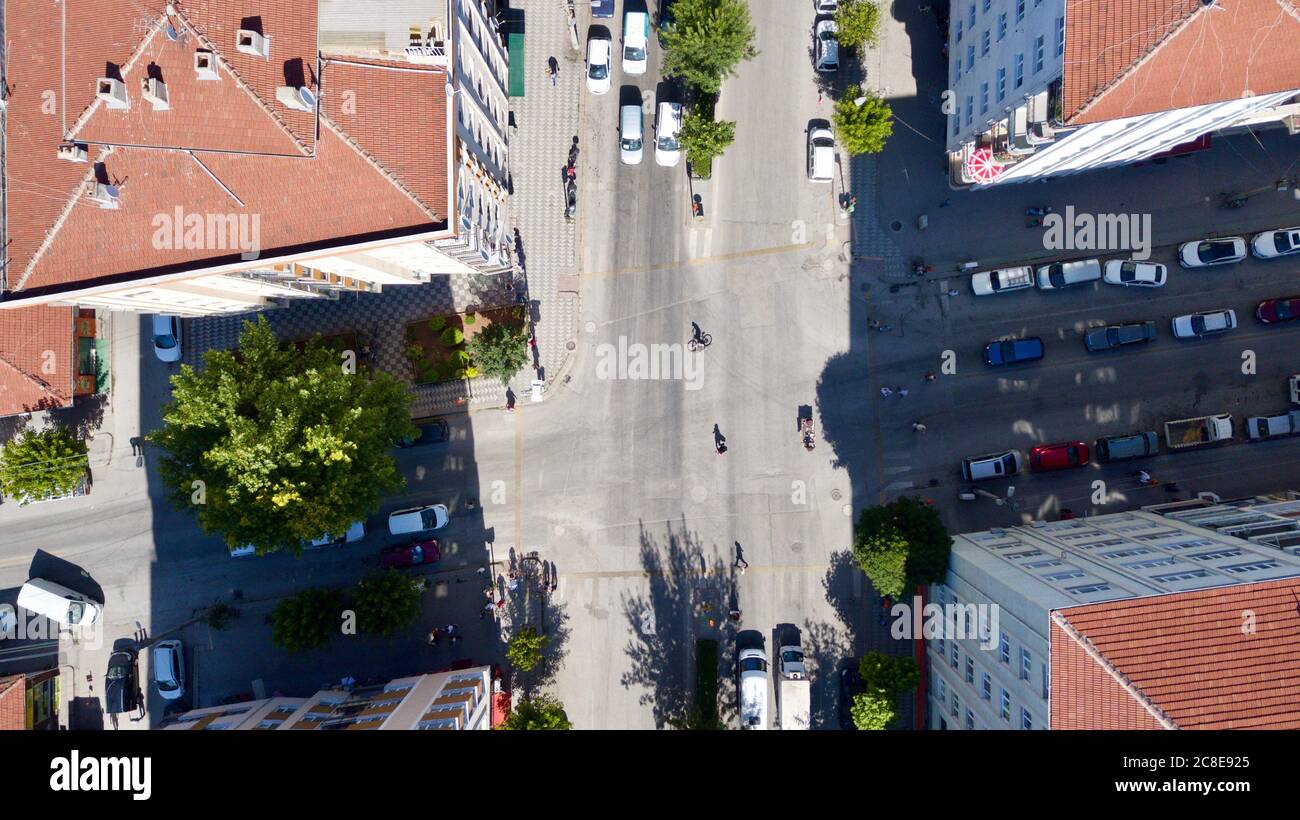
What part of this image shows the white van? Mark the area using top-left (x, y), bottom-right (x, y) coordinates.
top-left (738, 647), bottom-right (770, 730)
top-left (622, 11), bottom-right (649, 75)
top-left (1036, 258), bottom-right (1101, 290)
top-left (307, 520), bottom-right (366, 549)
top-left (807, 126), bottom-right (834, 182)
top-left (620, 104), bottom-right (644, 165)
top-left (17, 578), bottom-right (102, 626)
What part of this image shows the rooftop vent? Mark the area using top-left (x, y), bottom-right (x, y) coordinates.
top-left (141, 77), bottom-right (170, 111)
top-left (275, 85), bottom-right (315, 112)
top-left (96, 77), bottom-right (130, 110)
top-left (57, 142), bottom-right (89, 163)
top-left (235, 29), bottom-right (270, 59)
top-left (194, 50), bottom-right (219, 80)
top-left (87, 182), bottom-right (121, 210)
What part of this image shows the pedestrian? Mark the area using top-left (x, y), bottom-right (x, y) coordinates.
top-left (898, 387), bottom-right (909, 397)
top-left (876, 324), bottom-right (892, 333)
top-left (912, 422), bottom-right (927, 433)
top-left (879, 386), bottom-right (893, 398)
top-left (450, 634), bottom-right (462, 646)
top-left (495, 598), bottom-right (506, 610)
top-left (868, 318), bottom-right (880, 330)
top-left (546, 57), bottom-right (558, 86)
top-left (847, 196), bottom-right (857, 215)
top-left (445, 623), bottom-right (458, 637)
top-left (939, 199), bottom-right (951, 208)
top-left (947, 288), bottom-right (960, 298)
top-left (508, 576), bottom-right (519, 592)
top-left (480, 602), bottom-right (494, 619)
top-left (427, 628), bottom-right (443, 645)
top-left (728, 609), bottom-right (742, 623)
top-left (735, 555), bottom-right (749, 574)
top-left (1137, 469), bottom-right (1152, 485)
top-left (924, 371), bottom-right (937, 382)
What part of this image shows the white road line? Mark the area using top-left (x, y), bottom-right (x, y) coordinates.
top-left (883, 464), bottom-right (912, 474)
top-left (883, 480), bottom-right (915, 492)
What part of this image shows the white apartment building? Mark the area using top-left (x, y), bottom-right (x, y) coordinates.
top-left (946, 0), bottom-right (1300, 187)
top-left (928, 491), bottom-right (1300, 730)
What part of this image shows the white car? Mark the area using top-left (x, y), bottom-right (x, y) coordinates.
top-left (619, 104), bottom-right (644, 165)
top-left (738, 646), bottom-right (769, 730)
top-left (151, 640), bottom-right (186, 700)
top-left (654, 101), bottom-right (682, 167)
top-left (814, 19), bottom-right (839, 72)
top-left (1178, 237), bottom-right (1246, 268)
top-left (807, 126), bottom-right (834, 182)
top-left (585, 35), bottom-right (611, 95)
top-left (1103, 260), bottom-right (1167, 287)
top-left (622, 11), bottom-right (649, 75)
top-left (970, 266), bottom-right (1033, 296)
top-left (388, 504), bottom-right (450, 535)
top-left (152, 314), bottom-right (182, 362)
top-left (815, 0), bottom-right (840, 12)
top-left (961, 450), bottom-right (1023, 482)
top-left (307, 520), bottom-right (366, 549)
top-left (1251, 227), bottom-right (1300, 259)
top-left (1172, 309), bottom-right (1237, 339)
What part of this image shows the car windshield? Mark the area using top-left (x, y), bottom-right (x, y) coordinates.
top-left (622, 137), bottom-right (642, 151)
top-left (1047, 266), bottom-right (1065, 287)
top-left (1277, 232), bottom-right (1297, 253)
top-left (410, 546), bottom-right (423, 563)
top-left (658, 134), bottom-right (679, 151)
top-left (819, 28), bottom-right (836, 41)
top-left (107, 661), bottom-right (128, 680)
top-left (1107, 328), bottom-right (1120, 345)
top-left (157, 676), bottom-right (179, 691)
top-left (1190, 316), bottom-right (1208, 334)
top-left (66, 602), bottom-right (85, 624)
top-left (1278, 301), bottom-right (1296, 320)
top-left (1199, 242), bottom-right (1232, 261)
top-left (740, 657), bottom-right (767, 673)
top-left (420, 508), bottom-right (441, 529)
top-left (154, 333), bottom-right (177, 349)
top-left (589, 63), bottom-right (608, 80)
top-left (624, 45), bottom-right (645, 61)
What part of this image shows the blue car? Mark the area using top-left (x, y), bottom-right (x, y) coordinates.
top-left (983, 336), bottom-right (1044, 366)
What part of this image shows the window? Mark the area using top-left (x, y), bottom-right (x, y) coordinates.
top-left (953, 60), bottom-right (962, 85)
top-left (1019, 648), bottom-right (1031, 680)
top-left (1014, 53), bottom-right (1024, 88)
top-left (1016, 0), bottom-right (1025, 22)
top-left (1041, 665), bottom-right (1050, 699)
top-left (1067, 582), bottom-right (1112, 595)
top-left (1101, 547), bottom-right (1153, 559)
top-left (969, 4), bottom-right (976, 27)
top-left (998, 12), bottom-right (1007, 40)
top-left (980, 82), bottom-right (988, 114)
top-left (1044, 569), bottom-right (1085, 580)
top-left (1021, 708), bottom-right (1033, 730)
top-left (1125, 557), bottom-right (1178, 570)
top-left (1000, 689), bottom-right (1012, 721)
top-left (1152, 570), bottom-right (1212, 583)
top-left (983, 0), bottom-right (991, 11)
top-left (981, 672), bottom-right (992, 700)
top-left (952, 108), bottom-right (961, 136)
top-left (994, 65), bottom-right (1006, 99)
top-left (1024, 559), bottom-right (1061, 569)
top-left (1191, 548), bottom-right (1244, 561)
top-left (950, 641), bottom-right (960, 669)
top-left (936, 636), bottom-right (945, 657)
top-left (965, 656), bottom-right (975, 684)
top-left (1034, 35), bottom-right (1044, 72)
top-left (937, 676), bottom-right (947, 704)
top-left (952, 692), bottom-right (961, 719)
top-left (956, 19), bottom-right (963, 43)
top-left (981, 29), bottom-right (990, 56)
top-left (965, 708), bottom-right (975, 730)
top-left (999, 632), bottom-right (1010, 664)
top-left (967, 45), bottom-right (975, 70)
top-left (1223, 560), bottom-right (1281, 573)
top-left (1056, 16), bottom-right (1065, 55)
top-left (965, 97), bottom-right (973, 126)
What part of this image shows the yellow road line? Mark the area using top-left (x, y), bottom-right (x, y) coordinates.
top-left (583, 241), bottom-right (816, 279)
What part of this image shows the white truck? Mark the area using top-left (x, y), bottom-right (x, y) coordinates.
top-left (1246, 410), bottom-right (1300, 441)
top-left (737, 647), bottom-right (769, 730)
top-left (1164, 413), bottom-right (1234, 450)
top-left (777, 641), bottom-right (811, 730)
top-left (1290, 374), bottom-right (1300, 406)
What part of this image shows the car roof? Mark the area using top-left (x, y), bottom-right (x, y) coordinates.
top-left (590, 38), bottom-right (611, 58)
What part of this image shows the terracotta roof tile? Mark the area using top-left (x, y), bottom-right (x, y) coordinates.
top-left (1063, 0), bottom-right (1300, 125)
top-left (0, 675), bottom-right (26, 730)
top-left (0, 307), bottom-right (76, 416)
top-left (1051, 577), bottom-right (1300, 729)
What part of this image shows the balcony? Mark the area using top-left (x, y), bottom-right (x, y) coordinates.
top-left (405, 42), bottom-right (448, 66)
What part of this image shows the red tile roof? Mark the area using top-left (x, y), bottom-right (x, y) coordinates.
top-left (1063, 0), bottom-right (1300, 126)
top-left (0, 675), bottom-right (26, 730)
top-left (1051, 577), bottom-right (1300, 729)
top-left (0, 307), bottom-right (76, 416)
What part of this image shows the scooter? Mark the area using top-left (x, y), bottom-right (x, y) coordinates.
top-left (1025, 206), bottom-right (1053, 217)
top-left (564, 179), bottom-right (577, 220)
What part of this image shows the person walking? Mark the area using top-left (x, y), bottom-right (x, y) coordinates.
top-left (924, 371), bottom-right (937, 382)
top-left (735, 554), bottom-right (749, 575)
top-left (898, 387), bottom-right (910, 397)
top-left (546, 57), bottom-right (559, 86)
top-left (912, 421), bottom-right (927, 433)
top-left (480, 601), bottom-right (494, 619)
top-left (879, 386), bottom-right (893, 398)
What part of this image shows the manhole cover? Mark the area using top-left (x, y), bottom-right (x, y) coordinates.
top-left (585, 321), bottom-right (596, 333)
top-left (566, 340), bottom-right (576, 351)
top-left (691, 486), bottom-right (708, 502)
top-left (842, 503), bottom-right (853, 516)
top-left (831, 489), bottom-right (843, 501)
top-left (890, 220), bottom-right (903, 232)
top-left (790, 541), bottom-right (803, 553)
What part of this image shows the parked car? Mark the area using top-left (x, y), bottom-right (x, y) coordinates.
top-left (654, 101), bottom-right (683, 167)
top-left (983, 336), bottom-right (1044, 366)
top-left (1029, 441), bottom-right (1090, 472)
top-left (814, 19), bottom-right (839, 72)
top-left (622, 10), bottom-right (649, 75)
top-left (1178, 237), bottom-right (1246, 268)
top-left (151, 639), bottom-right (186, 701)
top-left (379, 538), bottom-right (441, 568)
top-left (105, 650), bottom-right (141, 716)
top-left (151, 314), bottom-right (182, 362)
top-left (815, 0), bottom-right (840, 12)
top-left (1255, 296), bottom-right (1300, 324)
top-left (1103, 260), bottom-right (1167, 287)
top-left (1036, 259), bottom-right (1101, 290)
top-left (737, 646), bottom-right (769, 730)
top-left (1083, 321), bottom-right (1156, 352)
top-left (585, 34), bottom-right (612, 95)
top-left (838, 664), bottom-right (863, 730)
top-left (1250, 226), bottom-right (1300, 258)
top-left (1095, 431), bottom-right (1159, 463)
top-left (17, 578), bottom-right (102, 627)
top-left (1246, 411), bottom-right (1300, 441)
top-left (388, 504), bottom-right (449, 535)
top-left (807, 126), bottom-right (834, 182)
top-left (970, 266), bottom-right (1033, 296)
top-left (396, 417), bottom-right (450, 447)
top-left (961, 450), bottom-right (1022, 482)
top-left (307, 520), bottom-right (366, 549)
top-left (591, 0), bottom-right (614, 17)
top-left (619, 104), bottom-right (644, 165)
top-left (1172, 309), bottom-right (1237, 339)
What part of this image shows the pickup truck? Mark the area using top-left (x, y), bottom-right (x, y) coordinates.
top-left (1246, 410), bottom-right (1300, 441)
top-left (777, 641), bottom-right (811, 730)
top-left (1164, 414), bottom-right (1234, 449)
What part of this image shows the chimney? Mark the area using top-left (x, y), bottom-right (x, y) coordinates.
top-left (275, 85), bottom-right (315, 112)
top-left (235, 29), bottom-right (270, 59)
top-left (57, 142), bottom-right (89, 163)
top-left (86, 182), bottom-right (121, 210)
top-left (194, 50), bottom-right (219, 80)
top-left (142, 77), bottom-right (170, 111)
top-left (96, 77), bottom-right (130, 110)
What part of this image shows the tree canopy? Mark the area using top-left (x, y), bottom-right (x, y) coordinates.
top-left (271, 587), bottom-right (343, 653)
top-left (859, 651), bottom-right (920, 696)
top-left (0, 425), bottom-right (88, 502)
top-left (835, 0), bottom-right (882, 50)
top-left (661, 0), bottom-right (758, 95)
top-left (150, 316), bottom-right (414, 554)
top-left (852, 496), bottom-right (952, 597)
top-left (680, 112), bottom-right (737, 179)
top-left (833, 92), bottom-right (894, 155)
top-left (353, 570), bottom-right (423, 638)
top-left (499, 695), bottom-right (573, 730)
top-left (851, 688), bottom-right (897, 730)
top-left (467, 320), bottom-right (530, 385)
top-left (507, 625), bottom-right (549, 673)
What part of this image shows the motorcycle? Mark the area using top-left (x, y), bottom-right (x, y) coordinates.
top-left (1025, 206), bottom-right (1053, 217)
top-left (564, 178), bottom-right (577, 220)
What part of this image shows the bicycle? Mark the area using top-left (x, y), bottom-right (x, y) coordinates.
top-left (686, 332), bottom-right (712, 352)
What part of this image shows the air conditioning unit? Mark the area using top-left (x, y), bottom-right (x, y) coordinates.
top-left (275, 86), bottom-right (314, 112)
top-left (87, 182), bottom-right (121, 210)
top-left (57, 142), bottom-right (89, 163)
top-left (235, 29), bottom-right (270, 59)
top-left (142, 77), bottom-right (170, 111)
top-left (96, 77), bottom-right (130, 110)
top-left (194, 50), bottom-right (219, 80)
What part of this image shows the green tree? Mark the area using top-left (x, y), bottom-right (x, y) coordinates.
top-left (680, 113), bottom-right (737, 179)
top-left (852, 496), bottom-right (952, 597)
top-left (466, 321), bottom-right (529, 384)
top-left (353, 570), bottom-right (423, 638)
top-left (506, 625), bottom-right (548, 672)
top-left (851, 688), bottom-right (897, 730)
top-left (858, 651), bottom-right (920, 696)
top-left (0, 425), bottom-right (89, 502)
top-left (271, 587), bottom-right (343, 653)
top-left (833, 92), bottom-right (894, 155)
top-left (661, 0), bottom-right (758, 95)
top-left (149, 316), bottom-right (415, 554)
top-left (499, 695), bottom-right (572, 730)
top-left (835, 0), bottom-right (882, 49)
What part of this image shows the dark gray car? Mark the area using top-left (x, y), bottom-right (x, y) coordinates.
top-left (1084, 321), bottom-right (1156, 352)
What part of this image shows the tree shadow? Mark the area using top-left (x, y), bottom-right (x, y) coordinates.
top-left (503, 551), bottom-right (571, 698)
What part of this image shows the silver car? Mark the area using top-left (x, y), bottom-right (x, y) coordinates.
top-left (619, 104), bottom-right (643, 165)
top-left (151, 639), bottom-right (186, 700)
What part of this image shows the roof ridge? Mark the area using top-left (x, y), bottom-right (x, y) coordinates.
top-left (1066, 1), bottom-right (1205, 124)
top-left (319, 110), bottom-right (442, 223)
top-left (65, 12), bottom-right (168, 142)
top-left (1051, 610), bottom-right (1180, 729)
top-left (15, 148), bottom-right (112, 291)
top-left (0, 349), bottom-right (65, 403)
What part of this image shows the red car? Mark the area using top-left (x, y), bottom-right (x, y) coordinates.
top-left (379, 538), bottom-right (440, 568)
top-left (1029, 441), bottom-right (1090, 472)
top-left (1255, 296), bottom-right (1300, 324)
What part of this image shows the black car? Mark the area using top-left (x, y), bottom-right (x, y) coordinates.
top-left (396, 417), bottom-right (450, 448)
top-left (838, 664), bottom-right (864, 729)
top-left (1083, 321), bottom-right (1156, 352)
top-left (105, 650), bottom-right (141, 716)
